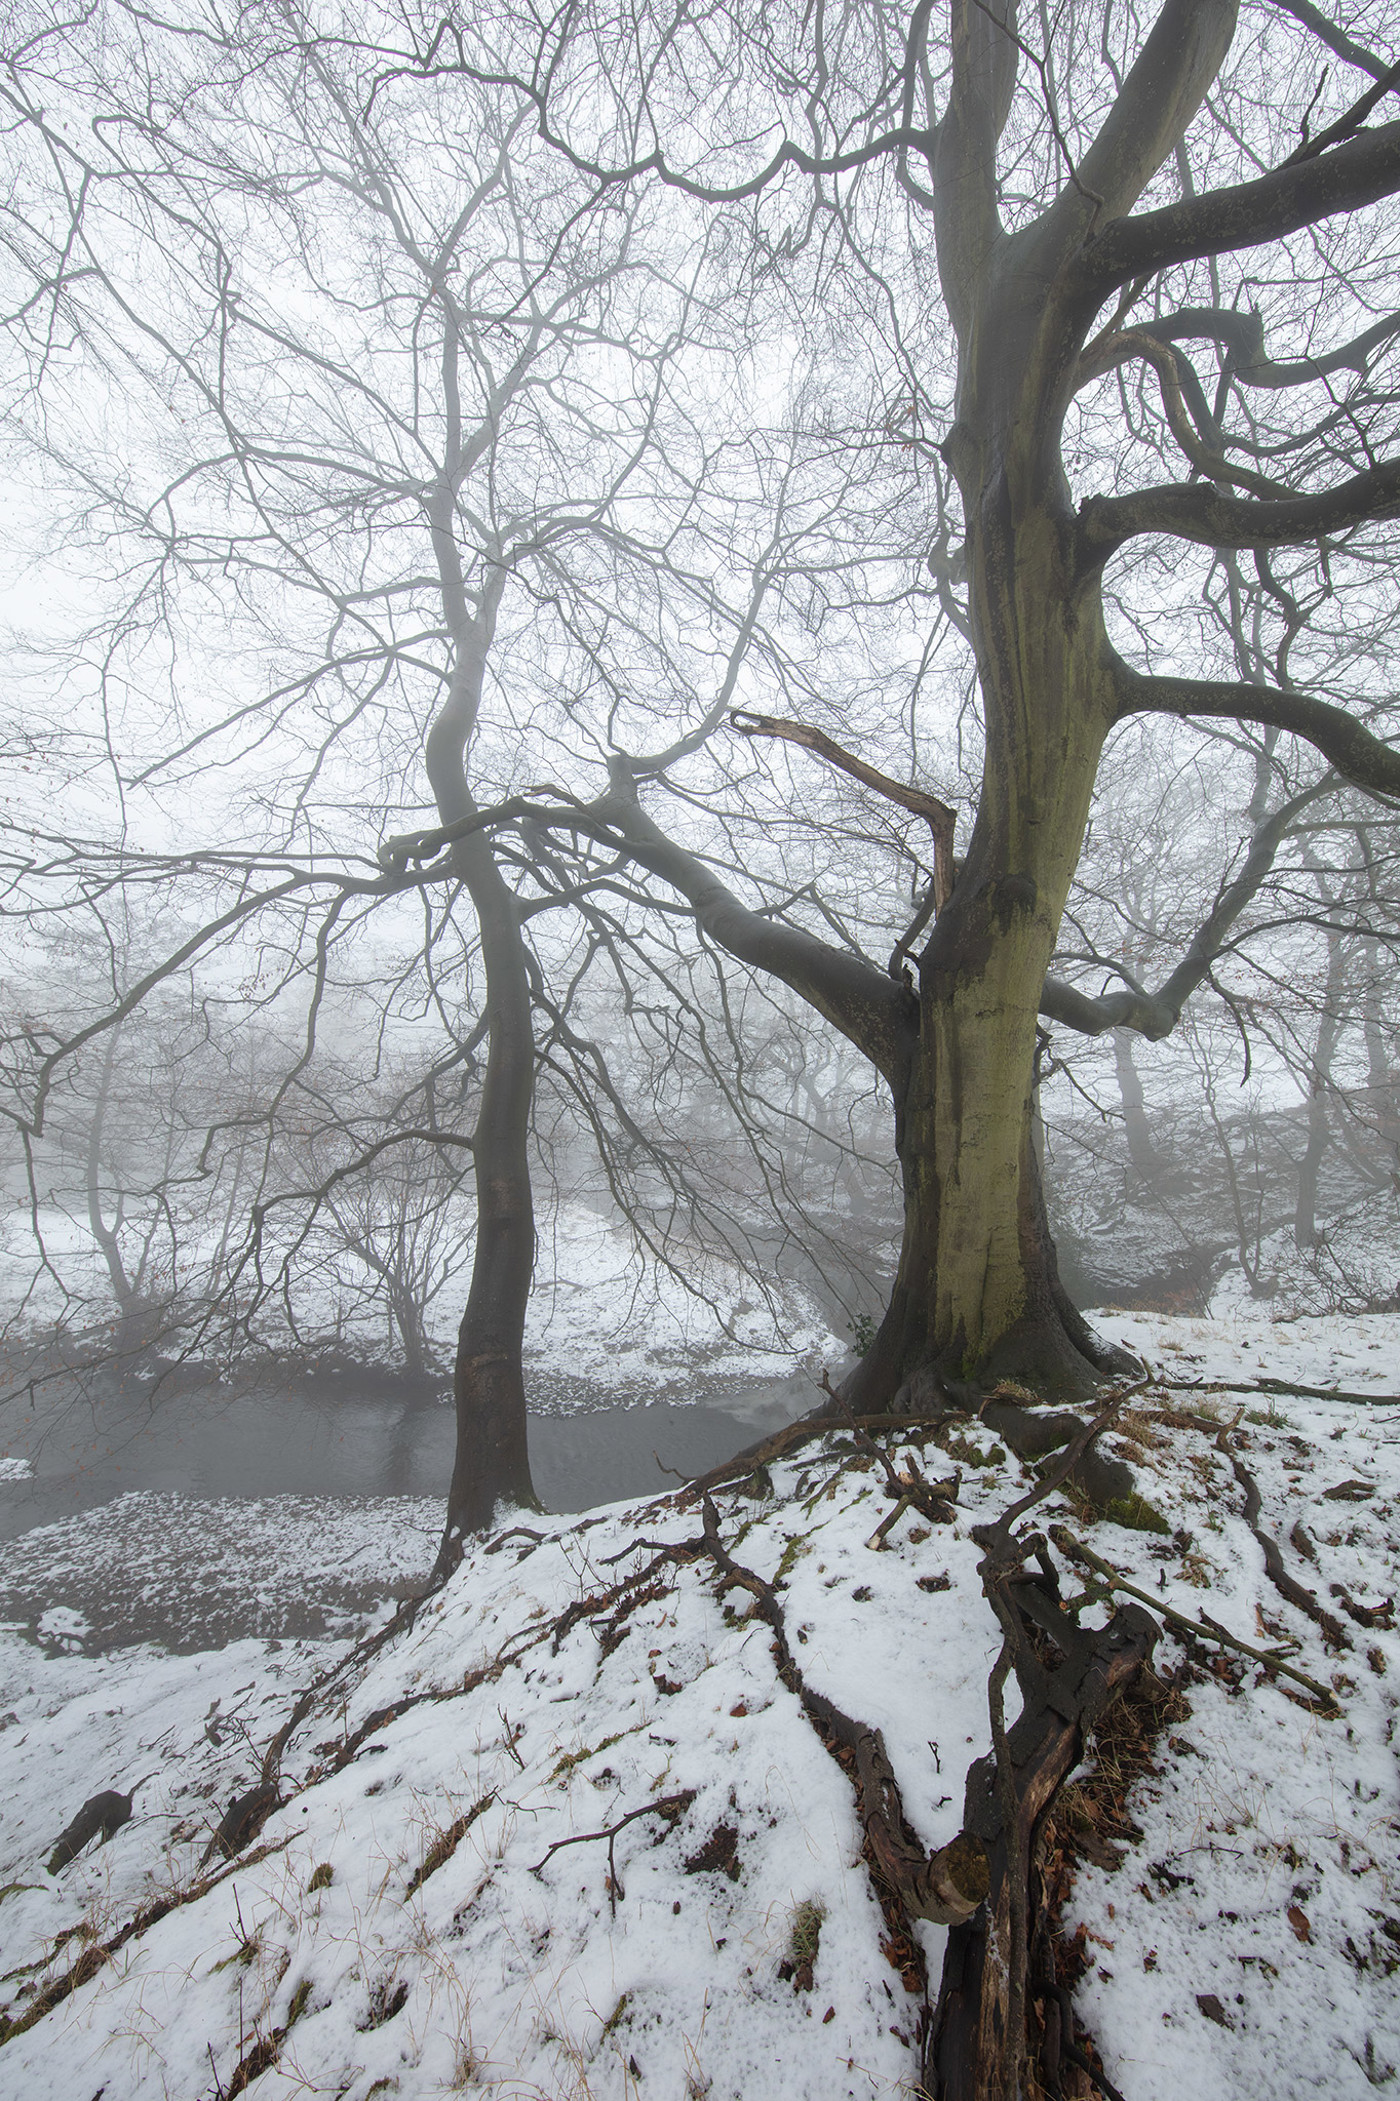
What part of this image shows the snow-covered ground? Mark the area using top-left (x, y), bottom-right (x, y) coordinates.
top-left (0, 1200), bottom-right (845, 1404)
top-left (0, 1309), bottom-right (1397, 2098)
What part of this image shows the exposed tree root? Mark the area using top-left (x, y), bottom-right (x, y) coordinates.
top-left (697, 1496), bottom-right (990, 1944)
top-left (925, 1573), bottom-right (1158, 2099)
top-left (1215, 1425), bottom-right (1351, 1650)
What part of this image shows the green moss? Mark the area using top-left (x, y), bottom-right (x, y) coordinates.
top-left (774, 1533), bottom-right (812, 1585)
top-left (550, 1730), bottom-right (624, 1780)
top-left (1103, 1493), bottom-right (1171, 1536)
top-left (782, 1897), bottom-right (826, 1989)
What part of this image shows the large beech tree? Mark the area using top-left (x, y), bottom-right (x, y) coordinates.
top-left (409, 0), bottom-right (1400, 1410)
top-left (5, 0), bottom-right (1400, 1539)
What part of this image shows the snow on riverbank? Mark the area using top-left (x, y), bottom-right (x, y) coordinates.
top-left (0, 1311), bottom-right (1397, 2098)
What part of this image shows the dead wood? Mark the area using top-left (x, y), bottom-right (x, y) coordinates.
top-left (1052, 1527), bottom-right (1338, 1709)
top-left (1158, 1375), bottom-right (1398, 1407)
top-left (1215, 1427), bottom-right (1350, 1650)
top-left (200, 1780), bottom-right (282, 1866)
top-left (925, 1587), bottom-right (1158, 2101)
top-left (530, 1791), bottom-right (696, 1915)
top-left (46, 1788), bottom-right (133, 1875)
top-left (925, 1410), bottom-right (1161, 2101)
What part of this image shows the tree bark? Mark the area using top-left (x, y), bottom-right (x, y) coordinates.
top-left (843, 244), bottom-right (1134, 1406)
top-left (437, 821), bottom-right (540, 1557)
top-left (426, 550), bottom-right (541, 1563)
top-left (926, 1596), bottom-right (1159, 2100)
top-left (1114, 1030), bottom-right (1159, 1180)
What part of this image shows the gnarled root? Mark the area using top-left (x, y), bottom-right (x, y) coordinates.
top-left (925, 1569), bottom-right (1159, 2100)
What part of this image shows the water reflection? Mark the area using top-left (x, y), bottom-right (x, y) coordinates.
top-left (0, 1365), bottom-right (815, 1543)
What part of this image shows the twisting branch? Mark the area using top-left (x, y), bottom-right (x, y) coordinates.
top-left (1077, 330), bottom-right (1290, 496)
top-left (1040, 780), bottom-right (1331, 1040)
top-left (1116, 671), bottom-right (1400, 802)
top-left (730, 710), bottom-right (957, 910)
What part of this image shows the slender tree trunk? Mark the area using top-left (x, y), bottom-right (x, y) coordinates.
top-left (1361, 937), bottom-right (1400, 1196)
top-left (425, 560), bottom-right (540, 1565)
top-left (437, 823), bottom-right (540, 1554)
top-left (1113, 1029), bottom-right (1158, 1180)
top-left (1295, 924), bottom-right (1344, 1250)
top-left (85, 1024), bottom-right (150, 1365)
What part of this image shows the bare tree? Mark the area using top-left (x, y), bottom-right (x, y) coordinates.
top-left (396, 0), bottom-right (1400, 1413)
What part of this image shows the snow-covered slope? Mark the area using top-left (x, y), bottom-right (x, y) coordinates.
top-left (0, 1311), bottom-right (1397, 2098)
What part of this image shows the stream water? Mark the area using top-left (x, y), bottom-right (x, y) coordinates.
top-left (0, 1362), bottom-right (818, 1649)
top-left (0, 1360), bottom-right (815, 1544)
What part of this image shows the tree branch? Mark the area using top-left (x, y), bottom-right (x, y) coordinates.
top-left (1084, 120), bottom-right (1400, 287)
top-left (588, 761), bottom-right (917, 1084)
top-left (1106, 305), bottom-right (1400, 391)
top-left (1266, 0), bottom-right (1394, 82)
top-left (729, 710), bottom-right (957, 910)
top-left (1118, 670), bottom-right (1400, 799)
top-left (1039, 782), bottom-right (1329, 1038)
top-left (1080, 455), bottom-right (1400, 559)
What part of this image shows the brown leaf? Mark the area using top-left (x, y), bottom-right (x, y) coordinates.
top-left (1196, 1993), bottom-right (1231, 2028)
top-left (1287, 1903), bottom-right (1312, 1943)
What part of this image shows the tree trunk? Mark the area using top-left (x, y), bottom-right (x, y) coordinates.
top-left (1295, 924), bottom-right (1344, 1250)
top-left (846, 441), bottom-right (1131, 1407)
top-left (85, 1024), bottom-right (153, 1368)
top-left (1113, 1028), bottom-right (1158, 1180)
top-left (425, 560), bottom-right (541, 1567)
top-left (437, 825), bottom-right (541, 1557)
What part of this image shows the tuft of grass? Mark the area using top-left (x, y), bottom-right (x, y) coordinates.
top-left (357, 1975), bottom-right (409, 2031)
top-left (600, 1989), bottom-right (631, 2038)
top-left (306, 1862), bottom-right (333, 1891)
top-left (780, 1898), bottom-right (826, 1991)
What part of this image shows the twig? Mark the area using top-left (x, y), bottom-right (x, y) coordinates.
top-left (680, 1411), bottom-right (948, 1499)
top-left (1050, 1527), bottom-right (1338, 1709)
top-left (864, 1494), bottom-right (911, 1550)
top-left (1157, 1376), bottom-right (1398, 1407)
top-left (530, 1792), bottom-right (696, 1915)
top-left (846, 1411), bottom-right (960, 1532)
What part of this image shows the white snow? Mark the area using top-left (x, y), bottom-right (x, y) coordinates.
top-left (0, 1308), bottom-right (1396, 2097)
